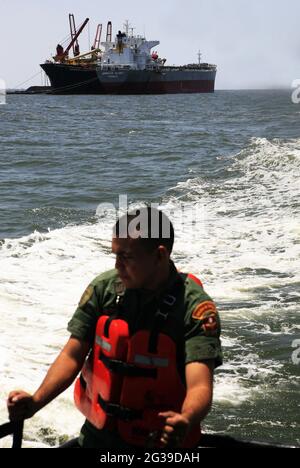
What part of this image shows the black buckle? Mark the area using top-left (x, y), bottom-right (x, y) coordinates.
top-left (100, 354), bottom-right (157, 378)
top-left (105, 358), bottom-right (129, 374)
top-left (98, 395), bottom-right (142, 421)
top-left (156, 308), bottom-right (168, 320)
top-left (163, 294), bottom-right (176, 306)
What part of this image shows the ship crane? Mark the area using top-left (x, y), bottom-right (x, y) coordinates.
top-left (92, 24), bottom-right (102, 50)
top-left (64, 22), bottom-right (102, 64)
top-left (54, 17), bottom-right (89, 62)
top-left (69, 14), bottom-right (80, 57)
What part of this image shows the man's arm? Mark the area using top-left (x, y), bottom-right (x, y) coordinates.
top-left (159, 360), bottom-right (214, 447)
top-left (181, 360), bottom-right (214, 424)
top-left (7, 336), bottom-right (90, 421)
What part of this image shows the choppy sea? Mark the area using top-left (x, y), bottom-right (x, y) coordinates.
top-left (0, 90), bottom-right (299, 447)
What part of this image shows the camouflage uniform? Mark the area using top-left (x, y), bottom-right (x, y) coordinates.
top-left (68, 261), bottom-right (222, 448)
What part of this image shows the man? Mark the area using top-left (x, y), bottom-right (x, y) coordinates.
top-left (7, 207), bottom-right (222, 449)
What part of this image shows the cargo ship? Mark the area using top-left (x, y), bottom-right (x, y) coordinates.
top-left (40, 16), bottom-right (217, 95)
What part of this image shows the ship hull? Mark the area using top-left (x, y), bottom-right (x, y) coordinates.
top-left (97, 68), bottom-right (216, 94)
top-left (40, 63), bottom-right (102, 94)
top-left (40, 63), bottom-right (216, 95)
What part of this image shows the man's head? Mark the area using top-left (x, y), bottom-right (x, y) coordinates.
top-left (112, 207), bottom-right (174, 290)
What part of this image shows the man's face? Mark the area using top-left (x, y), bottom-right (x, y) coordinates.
top-left (112, 236), bottom-right (160, 289)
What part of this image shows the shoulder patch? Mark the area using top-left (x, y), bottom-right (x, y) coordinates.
top-left (78, 285), bottom-right (94, 308)
top-left (192, 301), bottom-right (218, 336)
top-left (192, 301), bottom-right (217, 320)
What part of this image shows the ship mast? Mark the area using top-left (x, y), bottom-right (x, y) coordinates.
top-left (124, 20), bottom-right (130, 36)
top-left (198, 50), bottom-right (202, 65)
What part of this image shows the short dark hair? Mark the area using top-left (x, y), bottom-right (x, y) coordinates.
top-left (114, 207), bottom-right (174, 254)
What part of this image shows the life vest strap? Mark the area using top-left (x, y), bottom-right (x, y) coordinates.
top-left (147, 276), bottom-right (186, 354)
top-left (79, 373), bottom-right (87, 390)
top-left (98, 394), bottom-right (143, 421)
top-left (100, 354), bottom-right (158, 378)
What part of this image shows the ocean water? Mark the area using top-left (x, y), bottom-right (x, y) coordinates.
top-left (0, 90), bottom-right (299, 447)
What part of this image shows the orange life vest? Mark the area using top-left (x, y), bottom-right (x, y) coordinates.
top-left (74, 274), bottom-right (203, 448)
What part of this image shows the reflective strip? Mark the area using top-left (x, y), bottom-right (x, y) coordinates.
top-left (95, 336), bottom-right (112, 352)
top-left (153, 358), bottom-right (169, 368)
top-left (134, 355), bottom-right (150, 366)
top-left (134, 354), bottom-right (169, 368)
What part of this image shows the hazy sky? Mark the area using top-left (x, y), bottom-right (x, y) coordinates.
top-left (0, 0), bottom-right (299, 89)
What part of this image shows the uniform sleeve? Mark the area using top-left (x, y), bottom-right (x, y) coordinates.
top-left (184, 278), bottom-right (223, 369)
top-left (67, 281), bottom-right (102, 344)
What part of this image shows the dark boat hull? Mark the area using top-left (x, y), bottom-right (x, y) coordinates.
top-left (40, 63), bottom-right (216, 95)
top-left (40, 63), bottom-right (102, 94)
top-left (97, 68), bottom-right (216, 94)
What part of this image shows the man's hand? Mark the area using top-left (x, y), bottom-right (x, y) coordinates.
top-left (7, 336), bottom-right (91, 422)
top-left (159, 361), bottom-right (214, 448)
top-left (7, 391), bottom-right (40, 422)
top-left (158, 411), bottom-right (191, 448)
